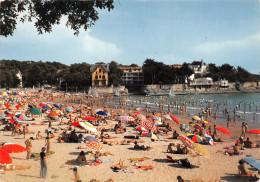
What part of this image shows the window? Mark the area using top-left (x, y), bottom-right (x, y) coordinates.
top-left (99, 75), bottom-right (101, 79)
top-left (102, 75), bottom-right (105, 79)
top-left (95, 76), bottom-right (98, 79)
top-left (103, 71), bottom-right (104, 74)
top-left (99, 69), bottom-right (101, 73)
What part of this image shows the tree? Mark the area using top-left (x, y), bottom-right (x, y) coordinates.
top-left (0, 0), bottom-right (114, 37)
top-left (108, 61), bottom-right (122, 86)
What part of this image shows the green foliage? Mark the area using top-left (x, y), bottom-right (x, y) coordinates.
top-left (0, 0), bottom-right (114, 37)
top-left (108, 61), bottom-right (122, 86)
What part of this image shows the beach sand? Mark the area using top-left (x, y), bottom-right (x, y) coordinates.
top-left (0, 97), bottom-right (259, 182)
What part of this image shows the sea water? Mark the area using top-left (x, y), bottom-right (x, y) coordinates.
top-left (109, 92), bottom-right (260, 124)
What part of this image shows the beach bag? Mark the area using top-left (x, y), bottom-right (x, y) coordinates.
top-left (181, 159), bottom-right (191, 168)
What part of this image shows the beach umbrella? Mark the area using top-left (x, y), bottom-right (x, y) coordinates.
top-left (29, 108), bottom-right (41, 115)
top-left (202, 121), bottom-right (210, 124)
top-left (116, 116), bottom-right (135, 122)
top-left (86, 142), bottom-right (103, 151)
top-left (216, 127), bottom-right (230, 136)
top-left (178, 135), bottom-right (194, 149)
top-left (53, 104), bottom-right (60, 109)
top-left (186, 133), bottom-right (203, 143)
top-left (190, 123), bottom-right (201, 130)
top-left (0, 148), bottom-right (12, 164)
top-left (164, 114), bottom-right (172, 120)
top-left (192, 143), bottom-right (210, 158)
top-left (204, 134), bottom-right (214, 145)
top-left (39, 103), bottom-right (46, 107)
top-left (15, 114), bottom-right (27, 121)
top-left (47, 112), bottom-right (58, 117)
top-left (42, 105), bottom-right (50, 110)
top-left (145, 133), bottom-right (160, 140)
top-left (15, 105), bottom-right (21, 110)
top-left (134, 126), bottom-right (147, 131)
top-left (8, 119), bottom-right (20, 127)
top-left (84, 136), bottom-right (100, 143)
top-left (6, 113), bottom-right (15, 117)
top-left (96, 111), bottom-right (108, 116)
top-left (94, 109), bottom-right (103, 113)
top-left (0, 113), bottom-right (6, 118)
top-left (170, 115), bottom-right (179, 124)
top-left (133, 111), bottom-right (140, 115)
top-left (180, 124), bottom-right (191, 133)
top-left (65, 108), bottom-right (74, 112)
top-left (1, 144), bottom-right (26, 153)
top-left (82, 116), bottom-right (98, 121)
top-left (4, 104), bottom-right (10, 108)
top-left (135, 108), bottom-right (143, 112)
top-left (79, 122), bottom-right (97, 133)
top-left (247, 129), bottom-right (260, 135)
top-left (242, 158), bottom-right (260, 171)
top-left (71, 121), bottom-right (84, 129)
top-left (141, 119), bottom-right (156, 131)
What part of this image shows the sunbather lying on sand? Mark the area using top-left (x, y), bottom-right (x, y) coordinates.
top-left (0, 164), bottom-right (31, 171)
top-left (101, 138), bottom-right (121, 145)
top-left (134, 141), bottom-right (151, 151)
top-left (95, 151), bottom-right (114, 157)
top-left (111, 159), bottom-right (123, 171)
top-left (237, 160), bottom-right (259, 180)
top-left (90, 178), bottom-right (115, 182)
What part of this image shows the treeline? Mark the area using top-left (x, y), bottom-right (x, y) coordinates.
top-left (0, 60), bottom-right (122, 91)
top-left (0, 59), bottom-right (259, 90)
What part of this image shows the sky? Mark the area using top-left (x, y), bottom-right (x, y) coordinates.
top-left (0, 0), bottom-right (260, 74)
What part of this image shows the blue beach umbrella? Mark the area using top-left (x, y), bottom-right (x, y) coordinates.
top-left (15, 114), bottom-right (27, 121)
top-left (53, 104), bottom-right (60, 109)
top-left (96, 111), bottom-right (108, 116)
top-left (42, 105), bottom-right (50, 110)
top-left (84, 136), bottom-right (100, 143)
top-left (65, 108), bottom-right (74, 112)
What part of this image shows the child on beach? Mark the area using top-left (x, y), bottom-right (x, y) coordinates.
top-left (71, 167), bottom-right (81, 182)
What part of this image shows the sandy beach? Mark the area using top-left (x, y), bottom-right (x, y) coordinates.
top-left (0, 93), bottom-right (259, 182)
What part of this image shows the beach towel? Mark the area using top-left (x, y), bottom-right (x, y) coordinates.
top-left (31, 151), bottom-right (55, 159)
top-left (128, 157), bottom-right (151, 162)
top-left (135, 165), bottom-right (154, 169)
top-left (101, 159), bottom-right (111, 163)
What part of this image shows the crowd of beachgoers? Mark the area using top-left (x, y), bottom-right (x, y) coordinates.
top-left (0, 90), bottom-right (259, 182)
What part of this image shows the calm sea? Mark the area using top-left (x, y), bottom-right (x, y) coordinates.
top-left (110, 93), bottom-right (260, 124)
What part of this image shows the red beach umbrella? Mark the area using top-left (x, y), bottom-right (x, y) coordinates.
top-left (247, 129), bottom-right (260, 134)
top-left (4, 104), bottom-right (10, 108)
top-left (133, 111), bottom-right (140, 115)
top-left (0, 148), bottom-right (12, 164)
top-left (216, 127), bottom-right (230, 136)
top-left (1, 144), bottom-right (26, 153)
top-left (141, 119), bottom-right (156, 131)
top-left (47, 112), bottom-right (58, 117)
top-left (15, 105), bottom-right (21, 110)
top-left (6, 113), bottom-right (15, 117)
top-left (39, 103), bottom-right (46, 107)
top-left (170, 115), bottom-right (179, 124)
top-left (82, 116), bottom-right (98, 121)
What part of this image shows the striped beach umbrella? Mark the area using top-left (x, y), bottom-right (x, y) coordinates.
top-left (141, 119), bottom-right (156, 131)
top-left (178, 135), bottom-right (194, 149)
top-left (186, 133), bottom-right (203, 143)
top-left (136, 108), bottom-right (143, 112)
top-left (15, 114), bottom-right (27, 121)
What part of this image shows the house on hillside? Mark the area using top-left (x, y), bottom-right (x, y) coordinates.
top-left (218, 79), bottom-right (229, 88)
top-left (120, 67), bottom-right (144, 85)
top-left (90, 63), bottom-right (109, 87)
top-left (189, 59), bottom-right (208, 75)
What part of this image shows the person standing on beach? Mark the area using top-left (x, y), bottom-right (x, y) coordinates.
top-left (25, 138), bottom-right (32, 160)
top-left (71, 167), bottom-right (81, 182)
top-left (241, 122), bottom-right (246, 138)
top-left (227, 114), bottom-right (231, 129)
top-left (40, 147), bottom-right (47, 178)
top-left (45, 137), bottom-right (51, 155)
top-left (214, 112), bottom-right (217, 124)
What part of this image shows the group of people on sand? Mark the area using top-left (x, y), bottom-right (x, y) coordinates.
top-left (167, 143), bottom-right (191, 155)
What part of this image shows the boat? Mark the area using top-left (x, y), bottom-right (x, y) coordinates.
top-left (114, 87), bottom-right (120, 97)
top-left (169, 88), bottom-right (175, 97)
top-left (93, 87), bottom-right (98, 97)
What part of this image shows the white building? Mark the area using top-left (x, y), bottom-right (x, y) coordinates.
top-left (218, 79), bottom-right (229, 88)
top-left (120, 67), bottom-right (144, 85)
top-left (189, 60), bottom-right (208, 75)
top-left (190, 77), bottom-right (213, 89)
